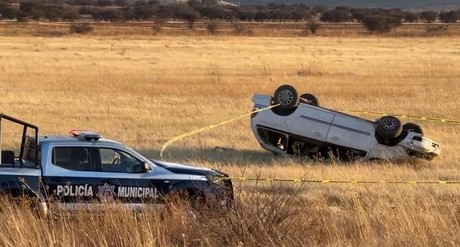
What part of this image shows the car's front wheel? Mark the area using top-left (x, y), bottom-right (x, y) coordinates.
top-left (403, 123), bottom-right (424, 135)
top-left (376, 116), bottom-right (402, 140)
top-left (273, 84), bottom-right (299, 111)
top-left (300, 93), bottom-right (319, 106)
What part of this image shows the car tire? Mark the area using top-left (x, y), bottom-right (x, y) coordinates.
top-left (403, 123), bottom-right (424, 135)
top-left (273, 85), bottom-right (299, 111)
top-left (300, 93), bottom-right (319, 106)
top-left (376, 116), bottom-right (402, 140)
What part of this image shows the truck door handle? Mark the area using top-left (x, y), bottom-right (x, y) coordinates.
top-left (101, 179), bottom-right (116, 184)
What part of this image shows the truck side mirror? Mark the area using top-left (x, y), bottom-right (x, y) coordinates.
top-left (142, 162), bottom-right (152, 172)
top-left (132, 162), bottom-right (151, 173)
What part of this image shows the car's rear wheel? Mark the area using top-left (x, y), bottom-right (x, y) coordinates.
top-left (273, 85), bottom-right (299, 111)
top-left (403, 123), bottom-right (424, 135)
top-left (300, 93), bottom-right (319, 106)
top-left (376, 116), bottom-right (402, 140)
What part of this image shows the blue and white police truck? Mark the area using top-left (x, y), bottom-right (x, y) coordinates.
top-left (0, 114), bottom-right (233, 215)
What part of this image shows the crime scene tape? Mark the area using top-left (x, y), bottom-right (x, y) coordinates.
top-left (339, 109), bottom-right (460, 125)
top-left (160, 104), bottom-right (280, 160)
top-left (226, 177), bottom-right (460, 184)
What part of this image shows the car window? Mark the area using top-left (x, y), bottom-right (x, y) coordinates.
top-left (99, 148), bottom-right (143, 173)
top-left (257, 128), bottom-right (287, 151)
top-left (52, 147), bottom-right (91, 171)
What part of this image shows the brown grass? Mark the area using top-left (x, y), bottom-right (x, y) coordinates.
top-left (0, 33), bottom-right (460, 245)
top-left (1, 183), bottom-right (459, 246)
top-left (1, 22), bottom-right (460, 37)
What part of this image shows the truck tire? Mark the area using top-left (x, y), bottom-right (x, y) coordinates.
top-left (273, 85), bottom-right (299, 111)
top-left (376, 116), bottom-right (402, 140)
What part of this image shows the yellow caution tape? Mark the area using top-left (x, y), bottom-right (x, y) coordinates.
top-left (225, 177), bottom-right (460, 184)
top-left (339, 109), bottom-right (460, 125)
top-left (160, 104), bottom-right (280, 160)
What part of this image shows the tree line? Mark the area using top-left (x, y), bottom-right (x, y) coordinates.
top-left (0, 0), bottom-right (459, 33)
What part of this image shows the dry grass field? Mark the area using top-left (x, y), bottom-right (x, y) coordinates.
top-left (1, 33), bottom-right (460, 246)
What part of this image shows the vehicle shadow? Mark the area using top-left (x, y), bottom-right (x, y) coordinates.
top-left (137, 147), bottom-right (279, 166)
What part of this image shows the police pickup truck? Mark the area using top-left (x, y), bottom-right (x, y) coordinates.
top-left (0, 114), bottom-right (233, 215)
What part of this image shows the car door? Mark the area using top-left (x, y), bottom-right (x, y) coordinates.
top-left (42, 145), bottom-right (99, 210)
top-left (291, 104), bottom-right (335, 142)
top-left (93, 147), bottom-right (161, 206)
top-left (326, 113), bottom-right (374, 153)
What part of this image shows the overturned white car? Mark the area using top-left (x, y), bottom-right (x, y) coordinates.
top-left (250, 85), bottom-right (441, 161)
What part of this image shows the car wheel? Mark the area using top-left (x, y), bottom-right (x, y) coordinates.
top-left (376, 116), bottom-right (402, 140)
top-left (273, 85), bottom-right (299, 111)
top-left (403, 123), bottom-right (424, 135)
top-left (300, 93), bottom-right (319, 106)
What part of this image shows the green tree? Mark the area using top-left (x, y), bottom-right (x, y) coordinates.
top-left (439, 10), bottom-right (460, 23)
top-left (420, 10), bottom-right (438, 23)
top-left (404, 11), bottom-right (419, 22)
top-left (61, 6), bottom-right (80, 21)
top-left (361, 14), bottom-right (401, 33)
top-left (44, 6), bottom-right (62, 21)
top-left (172, 3), bottom-right (200, 29)
top-left (0, 7), bottom-right (20, 19)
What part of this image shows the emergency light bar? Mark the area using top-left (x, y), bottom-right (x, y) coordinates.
top-left (70, 130), bottom-right (101, 141)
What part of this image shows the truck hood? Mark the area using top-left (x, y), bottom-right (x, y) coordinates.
top-left (151, 160), bottom-right (223, 177)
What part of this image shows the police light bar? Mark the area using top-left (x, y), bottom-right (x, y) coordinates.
top-left (70, 129), bottom-right (101, 141)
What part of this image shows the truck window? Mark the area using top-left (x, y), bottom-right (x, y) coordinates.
top-left (99, 148), bottom-right (143, 173)
top-left (52, 147), bottom-right (91, 171)
top-left (23, 136), bottom-right (41, 166)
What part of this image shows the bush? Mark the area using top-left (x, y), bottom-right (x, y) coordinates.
top-left (420, 10), bottom-right (438, 23)
top-left (306, 21), bottom-right (321, 34)
top-left (404, 11), bottom-right (419, 22)
top-left (151, 18), bottom-right (164, 34)
top-left (426, 24), bottom-right (449, 35)
top-left (232, 21), bottom-right (252, 35)
top-left (439, 10), bottom-right (460, 23)
top-left (69, 23), bottom-right (94, 34)
top-left (320, 9), bottom-right (350, 22)
top-left (0, 7), bottom-right (20, 19)
top-left (361, 14), bottom-right (401, 33)
top-left (206, 19), bottom-right (219, 34)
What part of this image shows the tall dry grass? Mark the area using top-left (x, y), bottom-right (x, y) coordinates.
top-left (0, 35), bottom-right (460, 245)
top-left (0, 181), bottom-right (459, 246)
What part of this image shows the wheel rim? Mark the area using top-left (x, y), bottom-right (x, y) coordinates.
top-left (277, 89), bottom-right (294, 105)
top-left (380, 118), bottom-right (398, 131)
